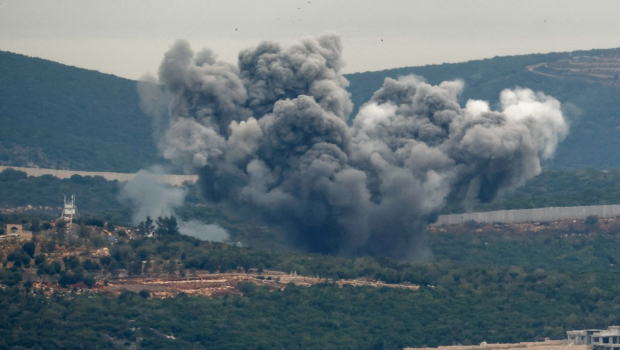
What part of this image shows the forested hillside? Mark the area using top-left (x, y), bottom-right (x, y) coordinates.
top-left (2, 212), bottom-right (620, 349)
top-left (0, 51), bottom-right (160, 172)
top-left (3, 166), bottom-right (620, 350)
top-left (472, 168), bottom-right (620, 212)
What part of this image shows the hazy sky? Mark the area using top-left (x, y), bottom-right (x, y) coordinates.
top-left (1, 0), bottom-right (620, 80)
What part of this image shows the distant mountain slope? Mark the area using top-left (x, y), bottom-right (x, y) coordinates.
top-left (2, 48), bottom-right (620, 171)
top-left (0, 50), bottom-right (159, 172)
top-left (345, 47), bottom-right (620, 169)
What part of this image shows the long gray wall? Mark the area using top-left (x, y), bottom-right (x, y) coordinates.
top-left (436, 205), bottom-right (620, 225)
top-left (0, 166), bottom-right (198, 187)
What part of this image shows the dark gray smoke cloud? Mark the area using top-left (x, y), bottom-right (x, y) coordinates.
top-left (140, 34), bottom-right (568, 260)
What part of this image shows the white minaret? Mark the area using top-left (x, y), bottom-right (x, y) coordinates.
top-left (60, 195), bottom-right (79, 226)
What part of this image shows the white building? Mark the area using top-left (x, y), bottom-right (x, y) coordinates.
top-left (568, 326), bottom-right (620, 350)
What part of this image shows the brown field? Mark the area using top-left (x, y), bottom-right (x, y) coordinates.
top-left (32, 270), bottom-right (419, 298)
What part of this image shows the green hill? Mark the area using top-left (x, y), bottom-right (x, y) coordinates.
top-left (0, 51), bottom-right (160, 172)
top-left (2, 47), bottom-right (620, 171)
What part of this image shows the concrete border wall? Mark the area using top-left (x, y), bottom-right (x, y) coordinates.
top-left (0, 166), bottom-right (198, 187)
top-left (436, 205), bottom-right (620, 225)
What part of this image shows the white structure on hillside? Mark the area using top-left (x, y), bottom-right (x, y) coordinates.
top-left (568, 326), bottom-right (620, 350)
top-left (60, 194), bottom-right (79, 226)
top-left (436, 205), bottom-right (620, 226)
top-left (0, 224), bottom-right (22, 241)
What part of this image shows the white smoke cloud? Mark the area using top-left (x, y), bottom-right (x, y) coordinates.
top-left (119, 166), bottom-right (186, 225)
top-left (179, 220), bottom-right (230, 242)
top-left (119, 166), bottom-right (231, 242)
top-left (138, 34), bottom-right (569, 260)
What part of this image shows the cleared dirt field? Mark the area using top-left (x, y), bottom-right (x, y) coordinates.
top-left (32, 270), bottom-right (419, 298)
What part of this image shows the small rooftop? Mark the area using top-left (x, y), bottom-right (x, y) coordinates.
top-left (405, 340), bottom-right (578, 350)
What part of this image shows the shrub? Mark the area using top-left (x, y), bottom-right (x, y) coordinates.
top-left (21, 241), bottom-right (36, 258)
top-left (585, 215), bottom-right (599, 226)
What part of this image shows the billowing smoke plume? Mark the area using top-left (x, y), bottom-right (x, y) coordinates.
top-left (119, 166), bottom-right (230, 243)
top-left (140, 33), bottom-right (568, 259)
top-left (119, 167), bottom-right (186, 225)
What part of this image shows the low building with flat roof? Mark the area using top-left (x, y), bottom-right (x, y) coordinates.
top-left (405, 339), bottom-right (582, 350)
top-left (568, 326), bottom-right (620, 350)
top-left (0, 224), bottom-right (31, 241)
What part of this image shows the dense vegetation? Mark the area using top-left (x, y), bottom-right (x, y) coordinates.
top-left (4, 167), bottom-right (620, 348)
top-left (0, 168), bottom-right (132, 223)
top-left (430, 230), bottom-right (620, 271)
top-left (0, 50), bottom-right (160, 172)
top-left (3, 47), bottom-right (620, 171)
top-left (5, 214), bottom-right (620, 285)
top-left (473, 168), bottom-right (620, 212)
top-left (3, 268), bottom-right (620, 350)
top-left (3, 225), bottom-right (620, 349)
